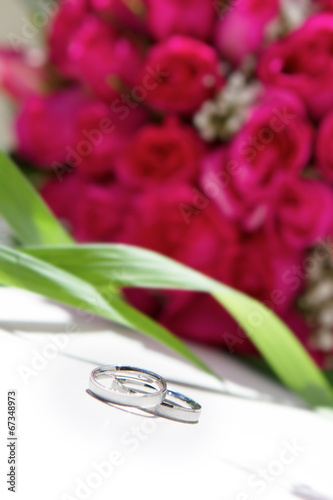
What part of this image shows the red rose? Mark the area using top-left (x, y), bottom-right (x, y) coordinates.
top-left (122, 183), bottom-right (240, 347)
top-left (48, 0), bottom-right (90, 78)
top-left (68, 17), bottom-right (141, 101)
top-left (316, 110), bottom-right (333, 182)
top-left (258, 14), bottom-right (333, 119)
top-left (143, 36), bottom-right (224, 114)
top-left (41, 173), bottom-right (82, 225)
top-left (115, 117), bottom-right (204, 186)
top-left (200, 90), bottom-right (313, 216)
top-left (72, 100), bottom-right (148, 180)
top-left (158, 286), bottom-right (325, 359)
top-left (159, 294), bottom-right (308, 356)
top-left (201, 157), bottom-right (333, 250)
top-left (122, 184), bottom-right (238, 276)
top-left (316, 0), bottom-right (333, 11)
top-left (201, 147), bottom-right (274, 231)
top-left (201, 147), bottom-right (331, 250)
top-left (229, 90), bottom-right (313, 194)
top-left (146, 0), bottom-right (216, 41)
top-left (159, 230), bottom-right (304, 348)
top-left (229, 231), bottom-right (304, 313)
top-left (16, 88), bottom-right (87, 168)
top-left (73, 182), bottom-right (135, 242)
top-left (266, 178), bottom-right (333, 249)
top-left (215, 0), bottom-right (279, 65)
top-left (91, 0), bottom-right (147, 32)
top-left (49, 3), bottom-right (141, 101)
top-left (159, 291), bottom-right (246, 348)
top-left (43, 173), bottom-right (135, 242)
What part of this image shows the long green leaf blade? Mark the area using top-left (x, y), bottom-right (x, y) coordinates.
top-left (0, 245), bottom-right (212, 375)
top-left (212, 289), bottom-right (333, 406)
top-left (25, 244), bottom-right (333, 407)
top-left (0, 151), bottom-right (73, 246)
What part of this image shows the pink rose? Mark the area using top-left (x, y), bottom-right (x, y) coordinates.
top-left (49, 4), bottom-right (141, 101)
top-left (316, 0), bottom-right (333, 11)
top-left (158, 286), bottom-right (325, 359)
top-left (122, 184), bottom-right (238, 276)
top-left (0, 49), bottom-right (45, 102)
top-left (143, 36), bottom-right (224, 114)
top-left (41, 173), bottom-right (82, 225)
top-left (15, 88), bottom-right (87, 168)
top-left (159, 230), bottom-right (304, 348)
top-left (229, 90), bottom-right (313, 193)
top-left (16, 85), bottom-right (148, 176)
top-left (122, 183), bottom-right (240, 347)
top-left (200, 90), bottom-right (312, 213)
top-left (146, 0), bottom-right (216, 41)
top-left (201, 147), bottom-right (276, 230)
top-left (42, 173), bottom-right (134, 242)
top-left (91, 0), bottom-right (147, 32)
top-left (72, 182), bottom-right (135, 242)
top-left (229, 230), bottom-right (304, 312)
top-left (159, 293), bottom-right (295, 354)
top-left (316, 110), bottom-right (333, 182)
top-left (215, 0), bottom-right (279, 65)
top-left (71, 100), bottom-right (148, 180)
top-left (48, 0), bottom-right (90, 77)
top-left (258, 14), bottom-right (333, 119)
top-left (115, 117), bottom-right (204, 186)
top-left (159, 291), bottom-right (248, 348)
top-left (201, 155), bottom-right (333, 250)
top-left (265, 178), bottom-right (333, 249)
top-left (68, 16), bottom-right (142, 101)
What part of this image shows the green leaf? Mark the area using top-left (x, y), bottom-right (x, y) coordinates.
top-left (0, 245), bottom-right (212, 375)
top-left (25, 244), bottom-right (333, 407)
top-left (0, 151), bottom-right (332, 406)
top-left (0, 151), bottom-right (73, 246)
top-left (212, 289), bottom-right (333, 407)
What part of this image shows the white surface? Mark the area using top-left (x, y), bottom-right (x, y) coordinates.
top-left (1, 288), bottom-right (333, 500)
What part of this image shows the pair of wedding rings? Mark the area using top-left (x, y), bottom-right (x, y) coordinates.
top-left (88, 365), bottom-right (201, 424)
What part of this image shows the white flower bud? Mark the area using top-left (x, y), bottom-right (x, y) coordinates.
top-left (318, 306), bottom-right (333, 328)
top-left (303, 279), bottom-right (333, 306)
top-left (310, 329), bottom-right (333, 352)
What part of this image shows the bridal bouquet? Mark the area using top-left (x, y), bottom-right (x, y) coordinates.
top-left (2, 0), bottom-right (333, 367)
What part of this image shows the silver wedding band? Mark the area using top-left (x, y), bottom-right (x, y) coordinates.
top-left (144, 390), bottom-right (201, 423)
top-left (89, 365), bottom-right (167, 409)
top-left (88, 365), bottom-right (202, 423)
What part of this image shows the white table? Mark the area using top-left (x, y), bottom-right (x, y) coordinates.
top-left (1, 288), bottom-right (332, 500)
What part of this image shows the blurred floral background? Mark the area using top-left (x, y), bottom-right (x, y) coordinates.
top-left (1, 0), bottom-right (333, 368)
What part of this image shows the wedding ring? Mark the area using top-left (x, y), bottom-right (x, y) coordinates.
top-left (89, 365), bottom-right (167, 409)
top-left (113, 378), bottom-right (202, 423)
top-left (144, 390), bottom-right (202, 424)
